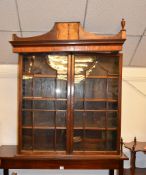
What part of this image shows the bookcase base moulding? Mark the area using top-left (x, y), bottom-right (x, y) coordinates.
top-left (0, 145), bottom-right (127, 175)
top-left (0, 20), bottom-right (128, 175)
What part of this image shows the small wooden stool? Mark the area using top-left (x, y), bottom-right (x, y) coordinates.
top-left (124, 137), bottom-right (146, 175)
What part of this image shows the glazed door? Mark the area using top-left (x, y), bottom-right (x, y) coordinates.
top-left (20, 53), bottom-right (121, 154)
top-left (21, 53), bottom-right (69, 153)
top-left (73, 54), bottom-right (121, 154)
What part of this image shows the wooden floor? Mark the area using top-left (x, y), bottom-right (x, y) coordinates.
top-left (124, 168), bottom-right (146, 175)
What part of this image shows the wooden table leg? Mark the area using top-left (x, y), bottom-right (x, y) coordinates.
top-left (117, 168), bottom-right (124, 175)
top-left (130, 151), bottom-right (136, 175)
top-left (116, 161), bottom-right (124, 175)
top-left (3, 169), bottom-right (9, 175)
top-left (109, 169), bottom-right (114, 175)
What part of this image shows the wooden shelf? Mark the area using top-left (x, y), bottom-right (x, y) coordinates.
top-left (23, 97), bottom-right (117, 102)
top-left (22, 74), bottom-right (118, 79)
top-left (23, 74), bottom-right (66, 78)
top-left (30, 150), bottom-right (66, 153)
top-left (74, 98), bottom-right (117, 102)
top-left (74, 109), bottom-right (118, 112)
top-left (22, 109), bottom-right (118, 112)
top-left (22, 126), bottom-right (117, 131)
top-left (83, 138), bottom-right (107, 143)
top-left (22, 109), bottom-right (66, 112)
top-left (74, 127), bottom-right (117, 130)
top-left (23, 97), bottom-right (67, 101)
top-left (22, 126), bottom-right (66, 129)
top-left (75, 75), bottom-right (119, 79)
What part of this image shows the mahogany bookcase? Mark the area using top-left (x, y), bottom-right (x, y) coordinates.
top-left (0, 20), bottom-right (127, 175)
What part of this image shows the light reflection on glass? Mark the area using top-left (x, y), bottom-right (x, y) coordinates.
top-left (56, 88), bottom-right (61, 94)
top-left (47, 55), bottom-right (96, 83)
top-left (48, 55), bottom-right (67, 74)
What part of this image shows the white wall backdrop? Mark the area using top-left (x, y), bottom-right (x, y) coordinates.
top-left (122, 68), bottom-right (146, 141)
top-left (0, 65), bottom-right (146, 175)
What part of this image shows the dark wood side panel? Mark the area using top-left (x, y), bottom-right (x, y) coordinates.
top-left (117, 53), bottom-right (123, 154)
top-left (18, 55), bottom-right (23, 153)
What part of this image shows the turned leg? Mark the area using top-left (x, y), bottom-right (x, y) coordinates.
top-left (3, 169), bottom-right (9, 175)
top-left (109, 169), bottom-right (114, 175)
top-left (117, 168), bottom-right (124, 175)
top-left (130, 151), bottom-right (136, 175)
top-left (116, 160), bottom-right (124, 175)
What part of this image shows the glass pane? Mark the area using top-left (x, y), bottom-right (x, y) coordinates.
top-left (74, 101), bottom-right (84, 109)
top-left (85, 79), bottom-right (106, 98)
top-left (88, 58), bottom-right (119, 76)
top-left (22, 100), bottom-right (67, 110)
top-left (106, 131), bottom-right (117, 150)
top-left (74, 112), bottom-right (106, 128)
top-left (22, 100), bottom-right (54, 110)
top-left (74, 112), bottom-right (83, 127)
top-left (34, 111), bottom-right (55, 127)
top-left (56, 111), bottom-right (66, 127)
top-left (74, 80), bottom-right (84, 98)
top-left (108, 79), bottom-right (118, 99)
top-left (74, 79), bottom-right (107, 99)
top-left (34, 129), bottom-right (54, 150)
top-left (22, 111), bottom-right (32, 126)
top-left (85, 112), bottom-right (106, 128)
top-left (74, 101), bottom-right (107, 110)
top-left (22, 78), bottom-right (33, 97)
top-left (33, 78), bottom-right (67, 98)
top-left (22, 129), bottom-right (32, 150)
top-left (23, 54), bottom-right (68, 99)
top-left (85, 130), bottom-right (105, 140)
top-left (56, 101), bottom-right (67, 110)
top-left (108, 102), bottom-right (118, 110)
top-left (73, 130), bottom-right (107, 151)
top-left (22, 100), bottom-right (33, 109)
top-left (56, 130), bottom-right (66, 150)
top-left (23, 54), bottom-right (57, 75)
top-left (73, 130), bottom-right (84, 151)
top-left (75, 78), bottom-right (119, 100)
top-left (84, 130), bottom-right (106, 151)
top-left (74, 54), bottom-right (119, 76)
top-left (85, 102), bottom-right (106, 110)
top-left (33, 78), bottom-right (55, 97)
top-left (107, 112), bottom-right (118, 128)
top-left (56, 79), bottom-right (67, 98)
top-left (73, 101), bottom-right (118, 110)
top-left (33, 101), bottom-right (55, 110)
top-left (74, 56), bottom-right (95, 76)
top-left (47, 55), bottom-right (68, 75)
top-left (84, 142), bottom-right (106, 151)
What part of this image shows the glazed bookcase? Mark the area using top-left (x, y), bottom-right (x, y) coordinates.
top-left (0, 20), bottom-right (128, 175)
top-left (20, 52), bottom-right (122, 155)
top-left (10, 21), bottom-right (126, 156)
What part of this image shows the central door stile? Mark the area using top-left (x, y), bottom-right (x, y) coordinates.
top-left (66, 54), bottom-right (74, 154)
top-left (70, 54), bottom-right (75, 153)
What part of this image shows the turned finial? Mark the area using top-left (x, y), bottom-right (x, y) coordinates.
top-left (121, 138), bottom-right (123, 145)
top-left (134, 137), bottom-right (137, 144)
top-left (120, 138), bottom-right (123, 154)
top-left (121, 18), bottom-right (126, 30)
